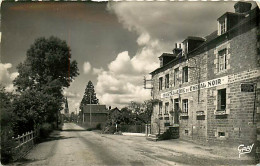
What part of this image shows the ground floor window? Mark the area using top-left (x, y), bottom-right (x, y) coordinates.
top-left (217, 89), bottom-right (226, 111)
top-left (165, 102), bottom-right (169, 114)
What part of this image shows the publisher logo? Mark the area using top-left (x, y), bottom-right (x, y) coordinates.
top-left (238, 144), bottom-right (254, 158)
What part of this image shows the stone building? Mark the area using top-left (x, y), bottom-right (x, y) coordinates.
top-left (149, 1), bottom-right (260, 158)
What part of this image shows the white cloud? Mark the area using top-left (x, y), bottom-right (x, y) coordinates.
top-left (92, 67), bottom-right (104, 75)
top-left (83, 61), bottom-right (91, 74)
top-left (63, 89), bottom-right (80, 99)
top-left (0, 63), bottom-right (19, 92)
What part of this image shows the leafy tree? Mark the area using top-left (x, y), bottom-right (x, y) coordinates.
top-left (13, 36), bottom-right (79, 127)
top-left (14, 36), bottom-right (79, 92)
top-left (80, 81), bottom-right (99, 110)
top-left (140, 99), bottom-right (153, 123)
top-left (0, 85), bottom-right (18, 164)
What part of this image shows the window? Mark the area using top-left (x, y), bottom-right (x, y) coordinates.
top-left (219, 19), bottom-right (226, 35)
top-left (174, 68), bottom-right (179, 86)
top-left (185, 130), bottom-right (189, 135)
top-left (182, 99), bottom-right (188, 113)
top-left (217, 89), bottom-right (226, 111)
top-left (182, 66), bottom-right (188, 83)
top-left (159, 77), bottom-right (163, 90)
top-left (218, 49), bottom-right (227, 72)
top-left (159, 102), bottom-right (162, 115)
top-left (165, 74), bottom-right (169, 88)
top-left (218, 132), bottom-right (225, 137)
top-left (165, 102), bottom-right (169, 114)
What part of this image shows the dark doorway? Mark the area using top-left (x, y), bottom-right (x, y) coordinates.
top-left (174, 98), bottom-right (179, 124)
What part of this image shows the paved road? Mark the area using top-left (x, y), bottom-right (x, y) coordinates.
top-left (20, 123), bottom-right (255, 166)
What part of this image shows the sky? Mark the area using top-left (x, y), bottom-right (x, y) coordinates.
top-left (0, 1), bottom-right (258, 113)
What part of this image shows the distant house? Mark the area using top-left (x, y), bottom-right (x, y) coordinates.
top-left (82, 104), bottom-right (108, 129)
top-left (107, 107), bottom-right (122, 125)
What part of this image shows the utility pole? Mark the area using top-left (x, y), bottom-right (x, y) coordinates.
top-left (90, 94), bottom-right (92, 126)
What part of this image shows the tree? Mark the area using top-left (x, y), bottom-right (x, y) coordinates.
top-left (0, 85), bottom-right (18, 164)
top-left (13, 36), bottom-right (79, 127)
top-left (14, 36), bottom-right (79, 91)
top-left (80, 81), bottom-right (99, 110)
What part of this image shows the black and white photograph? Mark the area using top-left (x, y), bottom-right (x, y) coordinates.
top-left (0, 1), bottom-right (260, 165)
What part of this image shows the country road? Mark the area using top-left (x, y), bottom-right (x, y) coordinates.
top-left (17, 123), bottom-right (254, 166)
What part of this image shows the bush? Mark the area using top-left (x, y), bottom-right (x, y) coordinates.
top-left (39, 123), bottom-right (53, 138)
top-left (1, 132), bottom-right (17, 164)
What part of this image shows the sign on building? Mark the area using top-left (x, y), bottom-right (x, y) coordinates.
top-left (241, 83), bottom-right (255, 92)
top-left (161, 76), bottom-right (228, 98)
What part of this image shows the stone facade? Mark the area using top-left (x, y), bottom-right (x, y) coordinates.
top-left (150, 2), bottom-right (260, 155)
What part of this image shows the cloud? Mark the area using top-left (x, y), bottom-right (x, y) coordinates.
top-left (83, 61), bottom-right (91, 74)
top-left (92, 67), bottom-right (104, 75)
top-left (63, 90), bottom-right (80, 99)
top-left (0, 63), bottom-right (19, 92)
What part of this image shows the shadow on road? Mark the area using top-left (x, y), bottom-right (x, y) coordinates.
top-left (15, 158), bottom-right (45, 166)
top-left (37, 135), bottom-right (76, 143)
top-left (61, 129), bottom-right (86, 132)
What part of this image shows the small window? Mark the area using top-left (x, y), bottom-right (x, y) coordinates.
top-left (182, 66), bottom-right (188, 83)
top-left (218, 49), bottom-right (227, 72)
top-left (185, 130), bottom-right (189, 135)
top-left (159, 77), bottom-right (163, 90)
top-left (219, 18), bottom-right (226, 35)
top-left (165, 102), bottom-right (169, 114)
top-left (174, 68), bottom-right (179, 86)
top-left (218, 132), bottom-right (225, 137)
top-left (217, 89), bottom-right (226, 111)
top-left (165, 74), bottom-right (169, 88)
top-left (182, 99), bottom-right (188, 113)
top-left (159, 102), bottom-right (162, 115)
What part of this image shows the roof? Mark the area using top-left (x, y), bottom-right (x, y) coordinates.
top-left (217, 12), bottom-right (246, 21)
top-left (182, 36), bottom-right (205, 42)
top-left (109, 107), bottom-right (121, 113)
top-left (150, 7), bottom-right (259, 76)
top-left (158, 53), bottom-right (174, 58)
top-left (82, 104), bottom-right (108, 114)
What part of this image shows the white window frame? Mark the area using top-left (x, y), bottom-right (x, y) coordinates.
top-left (218, 17), bottom-right (227, 35)
top-left (174, 68), bottom-right (179, 86)
top-left (182, 66), bottom-right (188, 83)
top-left (165, 102), bottom-right (169, 114)
top-left (182, 99), bottom-right (188, 113)
top-left (218, 48), bottom-right (227, 72)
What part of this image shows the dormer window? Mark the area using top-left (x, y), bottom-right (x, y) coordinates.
top-left (218, 17), bottom-right (227, 35)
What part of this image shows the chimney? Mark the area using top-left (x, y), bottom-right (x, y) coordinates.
top-left (175, 43), bottom-right (178, 49)
top-left (179, 44), bottom-right (181, 49)
top-left (234, 1), bottom-right (252, 13)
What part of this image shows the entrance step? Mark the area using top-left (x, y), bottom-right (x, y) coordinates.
top-left (146, 134), bottom-right (158, 142)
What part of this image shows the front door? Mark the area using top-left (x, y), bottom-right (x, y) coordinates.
top-left (174, 99), bottom-right (179, 124)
